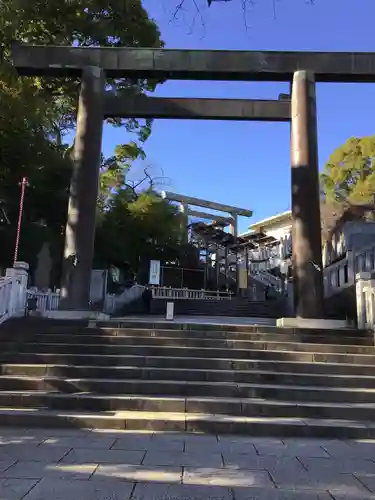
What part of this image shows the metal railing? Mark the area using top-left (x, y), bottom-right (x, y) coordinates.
top-left (151, 286), bottom-right (232, 300)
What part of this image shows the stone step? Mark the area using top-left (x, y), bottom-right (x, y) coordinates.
top-left (2, 352), bottom-right (375, 375)
top-left (94, 320), bottom-right (367, 335)
top-left (2, 376), bottom-right (375, 403)
top-left (18, 317), bottom-right (363, 336)
top-left (152, 300), bottom-right (284, 317)
top-left (4, 342), bottom-right (375, 364)
top-left (23, 327), bottom-right (372, 346)
top-left (8, 333), bottom-right (375, 353)
top-left (0, 407), bottom-right (374, 438)
top-left (3, 391), bottom-right (375, 421)
top-left (4, 363), bottom-right (375, 388)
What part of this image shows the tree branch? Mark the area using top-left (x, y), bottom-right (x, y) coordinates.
top-left (171, 0), bottom-right (187, 20)
top-left (169, 0), bottom-right (316, 33)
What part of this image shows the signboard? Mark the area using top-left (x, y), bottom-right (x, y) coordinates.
top-left (110, 265), bottom-right (120, 283)
top-left (166, 301), bottom-right (174, 320)
top-left (149, 260), bottom-right (161, 285)
top-left (238, 268), bottom-right (248, 290)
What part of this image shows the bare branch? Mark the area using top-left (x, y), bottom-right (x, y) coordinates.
top-left (124, 182), bottom-right (138, 199)
top-left (170, 0), bottom-right (187, 20)
top-left (189, 0), bottom-right (206, 37)
top-left (169, 0), bottom-right (206, 37)
top-left (132, 166), bottom-right (155, 190)
top-left (168, 0), bottom-right (316, 34)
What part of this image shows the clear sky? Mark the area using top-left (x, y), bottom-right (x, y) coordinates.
top-left (100, 0), bottom-right (375, 233)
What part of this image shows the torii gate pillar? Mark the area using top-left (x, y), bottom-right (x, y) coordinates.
top-left (290, 70), bottom-right (324, 318)
top-left (60, 66), bottom-right (105, 310)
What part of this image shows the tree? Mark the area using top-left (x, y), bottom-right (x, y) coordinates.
top-left (94, 184), bottom-right (186, 275)
top-left (0, 0), bottom-right (164, 274)
top-left (320, 136), bottom-right (375, 205)
top-left (0, 62), bottom-right (73, 270)
top-left (0, 0), bottom-right (163, 143)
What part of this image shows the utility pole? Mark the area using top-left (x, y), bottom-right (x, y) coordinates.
top-left (13, 177), bottom-right (28, 266)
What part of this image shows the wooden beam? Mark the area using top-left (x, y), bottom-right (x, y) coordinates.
top-left (11, 44), bottom-right (375, 82)
top-left (162, 191), bottom-right (252, 217)
top-left (187, 209), bottom-right (234, 224)
top-left (103, 94), bottom-right (290, 121)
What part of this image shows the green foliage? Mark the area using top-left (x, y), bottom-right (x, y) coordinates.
top-left (0, 61), bottom-right (73, 269)
top-left (321, 135), bottom-right (375, 204)
top-left (0, 0), bottom-right (163, 136)
top-left (94, 187), bottom-right (185, 273)
top-left (0, 0), bottom-right (164, 276)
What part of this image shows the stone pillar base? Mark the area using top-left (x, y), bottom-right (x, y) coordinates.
top-left (277, 317), bottom-right (349, 330)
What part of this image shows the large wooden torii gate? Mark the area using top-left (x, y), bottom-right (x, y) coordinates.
top-left (8, 45), bottom-right (372, 317)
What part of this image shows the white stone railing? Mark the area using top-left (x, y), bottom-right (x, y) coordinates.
top-left (152, 286), bottom-right (233, 301)
top-left (103, 284), bottom-right (145, 314)
top-left (0, 278), bottom-right (13, 324)
top-left (324, 258), bottom-right (351, 297)
top-left (252, 270), bottom-right (283, 291)
top-left (26, 290), bottom-right (60, 313)
top-left (356, 272), bottom-right (375, 329)
top-left (0, 262), bottom-right (29, 325)
top-left (324, 240), bottom-right (375, 297)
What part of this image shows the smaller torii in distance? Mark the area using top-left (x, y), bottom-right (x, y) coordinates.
top-left (161, 191), bottom-right (253, 238)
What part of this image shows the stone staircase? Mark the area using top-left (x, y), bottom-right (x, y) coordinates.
top-left (0, 318), bottom-right (375, 438)
top-left (151, 298), bottom-right (286, 318)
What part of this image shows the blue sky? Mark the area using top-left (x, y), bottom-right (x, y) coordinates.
top-left (100, 0), bottom-right (375, 233)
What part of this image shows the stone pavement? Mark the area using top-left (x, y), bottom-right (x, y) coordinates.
top-left (2, 428), bottom-right (375, 499)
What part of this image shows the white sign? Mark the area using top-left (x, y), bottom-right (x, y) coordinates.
top-left (149, 260), bottom-right (161, 285)
top-left (238, 268), bottom-right (248, 290)
top-left (166, 301), bottom-right (174, 320)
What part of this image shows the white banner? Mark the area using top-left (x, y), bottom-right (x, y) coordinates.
top-left (149, 260), bottom-right (161, 285)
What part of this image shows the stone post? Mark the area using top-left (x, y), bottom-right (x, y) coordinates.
top-left (347, 250), bottom-right (355, 285)
top-left (356, 272), bottom-right (372, 329)
top-left (286, 280), bottom-right (295, 316)
top-left (290, 70), bottom-right (324, 318)
top-left (229, 213), bottom-right (240, 292)
top-left (216, 244), bottom-right (220, 288)
top-left (6, 261), bottom-right (29, 316)
top-left (60, 66), bottom-right (105, 310)
top-left (178, 204), bottom-right (189, 244)
top-left (224, 246), bottom-right (229, 289)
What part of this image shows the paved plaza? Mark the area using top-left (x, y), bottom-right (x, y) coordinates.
top-left (1, 428), bottom-right (375, 498)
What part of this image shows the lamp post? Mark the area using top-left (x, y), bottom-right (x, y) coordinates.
top-left (13, 177), bottom-right (28, 266)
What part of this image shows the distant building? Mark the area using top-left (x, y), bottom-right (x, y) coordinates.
top-left (241, 204), bottom-right (375, 276)
top-left (240, 211), bottom-right (292, 274)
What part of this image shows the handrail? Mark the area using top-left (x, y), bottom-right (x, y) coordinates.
top-left (26, 290), bottom-right (60, 312)
top-left (151, 286), bottom-right (232, 300)
top-left (0, 275), bottom-right (26, 324)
